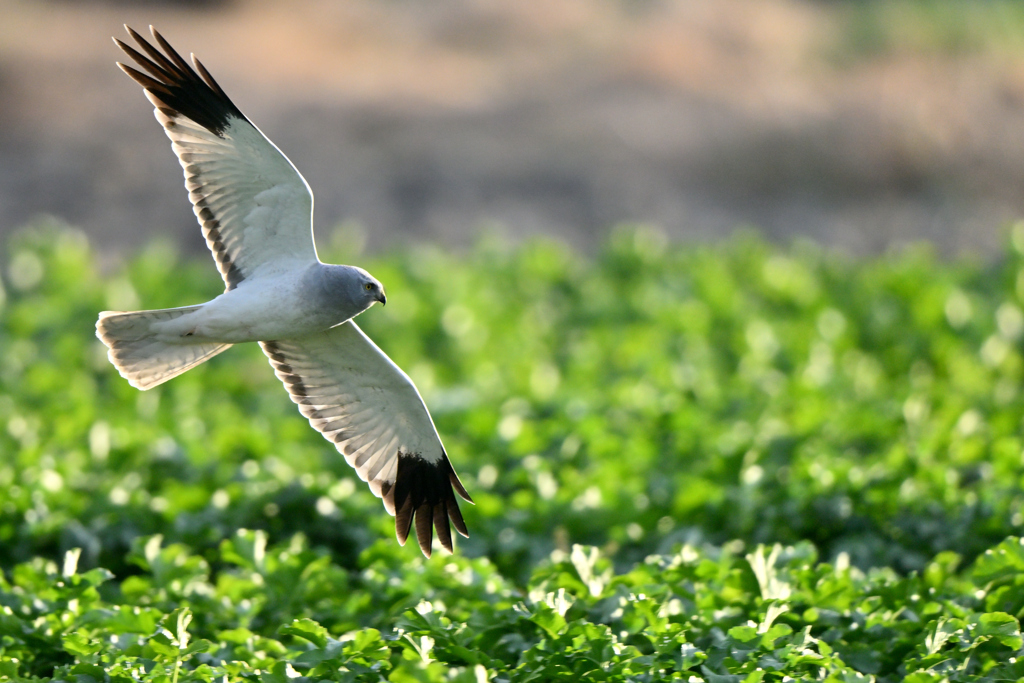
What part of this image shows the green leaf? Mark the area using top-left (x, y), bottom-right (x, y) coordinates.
top-left (760, 623), bottom-right (793, 648)
top-left (680, 643), bottom-right (704, 670)
top-left (347, 629), bottom-right (390, 661)
top-left (218, 627), bottom-right (256, 645)
top-left (63, 632), bottom-right (102, 656)
top-left (148, 632), bottom-right (181, 659)
top-left (975, 612), bottom-right (1023, 649)
top-left (280, 618), bottom-right (329, 649)
top-left (70, 663), bottom-right (107, 680)
top-left (971, 538), bottom-right (1024, 585)
top-left (925, 618), bottom-right (961, 655)
top-left (80, 567), bottom-right (116, 587)
top-left (903, 672), bottom-right (945, 683)
top-left (727, 625), bottom-right (759, 643)
top-left (181, 639), bottom-right (213, 657)
top-left (170, 607), bottom-right (193, 648)
top-left (530, 604), bottom-right (568, 639)
top-left (743, 671), bottom-right (765, 683)
top-left (747, 545), bottom-right (791, 601)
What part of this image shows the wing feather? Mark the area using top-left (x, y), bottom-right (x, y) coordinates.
top-left (115, 26), bottom-right (318, 290)
top-left (261, 322), bottom-right (472, 557)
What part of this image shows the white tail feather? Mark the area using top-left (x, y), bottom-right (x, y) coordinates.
top-left (96, 306), bottom-right (231, 390)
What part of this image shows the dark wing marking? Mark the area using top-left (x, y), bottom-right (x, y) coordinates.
top-left (115, 26), bottom-right (244, 136)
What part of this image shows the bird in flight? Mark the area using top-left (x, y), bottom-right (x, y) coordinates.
top-left (96, 26), bottom-right (472, 557)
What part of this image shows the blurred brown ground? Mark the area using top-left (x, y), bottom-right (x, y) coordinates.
top-left (4, 0), bottom-right (1024, 257)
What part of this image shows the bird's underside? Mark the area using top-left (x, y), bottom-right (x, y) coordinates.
top-left (97, 25), bottom-right (473, 556)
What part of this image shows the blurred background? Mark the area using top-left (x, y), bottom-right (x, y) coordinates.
top-left (4, 0), bottom-right (1024, 257)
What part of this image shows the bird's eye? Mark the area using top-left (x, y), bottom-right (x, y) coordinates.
top-left (365, 283), bottom-right (373, 291)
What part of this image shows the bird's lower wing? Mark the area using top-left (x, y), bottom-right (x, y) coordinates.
top-left (261, 321), bottom-right (471, 556)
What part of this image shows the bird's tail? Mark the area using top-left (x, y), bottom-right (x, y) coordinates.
top-left (96, 306), bottom-right (231, 390)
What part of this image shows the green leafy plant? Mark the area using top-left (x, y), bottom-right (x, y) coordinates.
top-left (2, 219), bottom-right (1024, 679)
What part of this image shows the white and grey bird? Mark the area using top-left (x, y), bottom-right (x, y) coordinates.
top-left (96, 26), bottom-right (472, 556)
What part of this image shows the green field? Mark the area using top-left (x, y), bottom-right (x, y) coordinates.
top-left (1, 220), bottom-right (1023, 681)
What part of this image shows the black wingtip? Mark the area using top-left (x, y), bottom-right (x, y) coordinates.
top-left (114, 25), bottom-right (245, 137)
top-left (450, 467), bottom-right (474, 504)
top-left (433, 502), bottom-right (453, 552)
top-left (395, 496), bottom-right (414, 547)
top-left (415, 506), bottom-right (433, 557)
top-left (392, 452), bottom-right (471, 557)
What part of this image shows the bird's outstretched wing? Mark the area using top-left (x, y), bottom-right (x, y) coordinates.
top-left (115, 26), bottom-right (318, 290)
top-left (261, 322), bottom-right (473, 556)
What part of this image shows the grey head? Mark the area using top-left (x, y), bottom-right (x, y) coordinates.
top-left (312, 264), bottom-right (387, 321)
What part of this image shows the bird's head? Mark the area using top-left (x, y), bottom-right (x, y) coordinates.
top-left (318, 264), bottom-right (387, 316)
top-left (355, 268), bottom-right (387, 307)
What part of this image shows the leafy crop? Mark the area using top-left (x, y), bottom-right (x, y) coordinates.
top-left (3, 533), bottom-right (1024, 682)
top-left (1, 219), bottom-right (1024, 680)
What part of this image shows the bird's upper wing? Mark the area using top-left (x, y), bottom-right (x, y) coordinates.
top-left (115, 26), bottom-right (318, 290)
top-left (261, 322), bottom-right (472, 556)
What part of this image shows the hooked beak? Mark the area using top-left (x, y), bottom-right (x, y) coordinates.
top-left (376, 290), bottom-right (387, 306)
